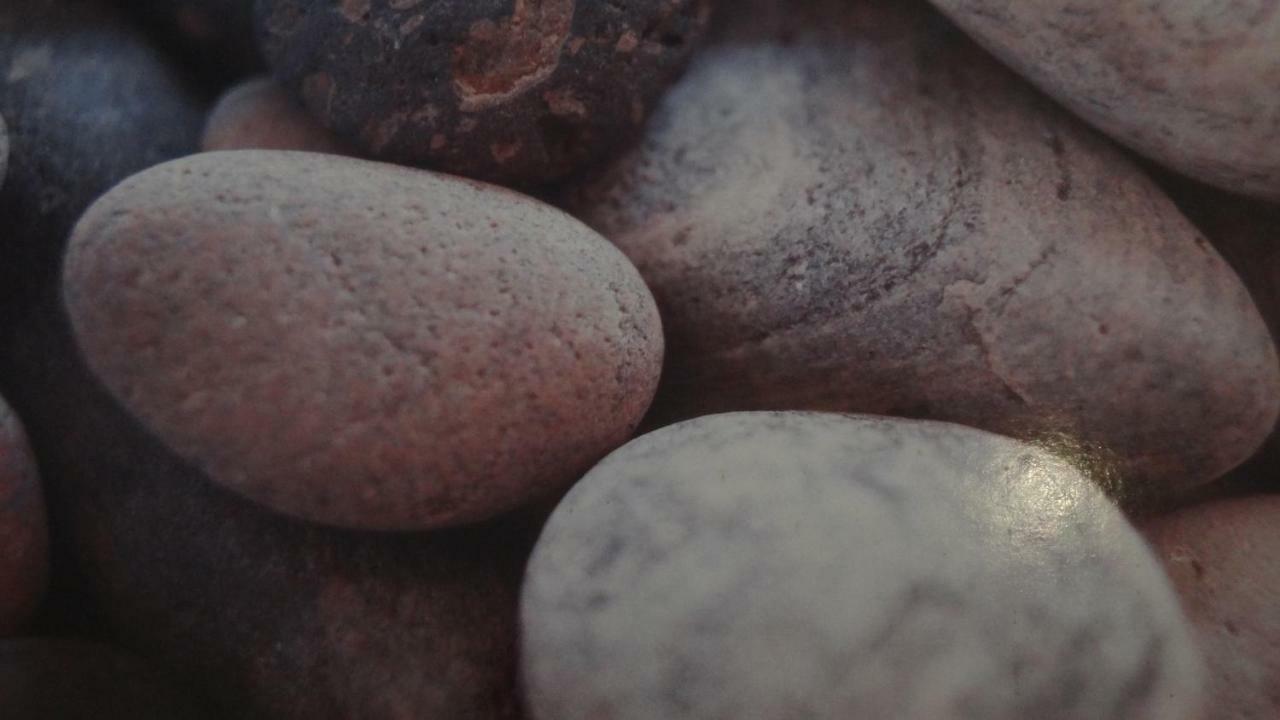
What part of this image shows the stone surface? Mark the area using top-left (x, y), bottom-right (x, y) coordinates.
top-left (256, 0), bottom-right (713, 186)
top-left (63, 150), bottom-right (663, 530)
top-left (0, 294), bottom-right (536, 720)
top-left (0, 0), bottom-right (204, 325)
top-left (113, 0), bottom-right (262, 84)
top-left (523, 412), bottom-right (1205, 720)
top-left (925, 0), bottom-right (1280, 201)
top-left (203, 76), bottom-right (352, 154)
top-left (1143, 496), bottom-right (1280, 720)
top-left (0, 638), bottom-right (212, 719)
top-left (0, 395), bottom-right (45, 636)
top-left (566, 0), bottom-right (1280, 501)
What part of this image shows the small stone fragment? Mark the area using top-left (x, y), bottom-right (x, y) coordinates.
top-left (522, 412), bottom-right (1206, 720)
top-left (1143, 496), bottom-right (1280, 720)
top-left (202, 76), bottom-right (352, 154)
top-left (63, 150), bottom-right (663, 530)
top-left (255, 0), bottom-right (713, 186)
top-left (0, 395), bottom-right (45, 636)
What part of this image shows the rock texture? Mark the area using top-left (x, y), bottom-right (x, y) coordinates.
top-left (1143, 496), bottom-right (1280, 720)
top-left (566, 0), bottom-right (1280, 501)
top-left (523, 412), bottom-right (1205, 720)
top-left (0, 0), bottom-right (203, 325)
top-left (925, 0), bottom-right (1280, 201)
top-left (0, 396), bottom-right (45, 636)
top-left (202, 77), bottom-right (352, 154)
top-left (256, 0), bottom-right (713, 186)
top-left (0, 296), bottom-right (537, 720)
top-left (0, 638), bottom-right (212, 719)
top-left (64, 150), bottom-right (663, 530)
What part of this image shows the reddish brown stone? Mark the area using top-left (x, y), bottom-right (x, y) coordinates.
top-left (255, 0), bottom-right (713, 187)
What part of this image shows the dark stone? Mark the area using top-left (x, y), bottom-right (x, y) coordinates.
top-left (111, 0), bottom-right (264, 86)
top-left (255, 0), bottom-right (712, 187)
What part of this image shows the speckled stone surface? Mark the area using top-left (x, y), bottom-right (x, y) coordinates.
top-left (0, 638), bottom-right (212, 719)
top-left (566, 0), bottom-right (1280, 501)
top-left (0, 0), bottom-right (203, 323)
top-left (63, 150), bottom-right (663, 530)
top-left (0, 396), bottom-right (45, 636)
top-left (926, 0), bottom-right (1280, 201)
top-left (1143, 496), bottom-right (1280, 720)
top-left (203, 77), bottom-right (353, 154)
top-left (255, 0), bottom-right (713, 186)
top-left (523, 412), bottom-right (1205, 720)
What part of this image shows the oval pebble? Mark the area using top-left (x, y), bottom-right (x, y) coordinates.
top-left (0, 638), bottom-right (212, 719)
top-left (1143, 496), bottom-right (1280, 720)
top-left (0, 395), bottom-right (46, 636)
top-left (926, 0), bottom-right (1280, 201)
top-left (566, 0), bottom-right (1280, 500)
top-left (522, 412), bottom-right (1205, 720)
top-left (63, 150), bottom-right (663, 530)
top-left (255, 0), bottom-right (712, 186)
top-left (202, 76), bottom-right (353, 154)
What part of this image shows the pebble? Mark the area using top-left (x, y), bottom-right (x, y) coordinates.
top-left (202, 76), bottom-right (352, 154)
top-left (522, 412), bottom-right (1206, 720)
top-left (565, 0), bottom-right (1280, 501)
top-left (0, 638), bottom-right (213, 718)
top-left (926, 0), bottom-right (1280, 201)
top-left (1143, 496), bottom-right (1280, 720)
top-left (0, 0), bottom-right (204, 322)
top-left (0, 395), bottom-right (45, 636)
top-left (63, 150), bottom-right (663, 530)
top-left (255, 0), bottom-right (713, 186)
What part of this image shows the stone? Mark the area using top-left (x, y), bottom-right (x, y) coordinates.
top-left (1143, 496), bottom-right (1280, 720)
top-left (63, 150), bottom-right (663, 530)
top-left (565, 0), bottom-right (1280, 502)
top-left (0, 114), bottom-right (8, 189)
top-left (0, 638), bottom-right (212, 719)
top-left (113, 0), bottom-right (262, 84)
top-left (0, 0), bottom-right (204, 325)
top-left (255, 0), bottom-right (713, 186)
top-left (925, 0), bottom-right (1280, 201)
top-left (522, 411), bottom-right (1206, 720)
top-left (0, 395), bottom-right (46, 636)
top-left (202, 76), bottom-right (352, 154)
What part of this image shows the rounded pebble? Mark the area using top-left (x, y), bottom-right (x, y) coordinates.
top-left (63, 150), bottom-right (663, 530)
top-left (202, 76), bottom-right (353, 154)
top-left (1143, 496), bottom-right (1280, 720)
top-left (0, 396), bottom-right (46, 635)
top-left (924, 0), bottom-right (1280, 201)
top-left (255, 0), bottom-right (713, 186)
top-left (566, 0), bottom-right (1280, 500)
top-left (523, 412), bottom-right (1205, 720)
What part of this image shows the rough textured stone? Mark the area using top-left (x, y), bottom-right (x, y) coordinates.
top-left (64, 150), bottom-right (663, 530)
top-left (0, 0), bottom-right (204, 325)
top-left (0, 395), bottom-right (45, 636)
top-left (523, 412), bottom-right (1205, 720)
top-left (1143, 496), bottom-right (1280, 720)
top-left (113, 0), bottom-right (262, 84)
top-left (0, 296), bottom-right (536, 720)
top-left (566, 0), bottom-right (1280, 501)
top-left (924, 0), bottom-right (1280, 201)
top-left (203, 76), bottom-right (353, 154)
top-left (256, 0), bottom-right (713, 186)
top-left (0, 638), bottom-right (212, 719)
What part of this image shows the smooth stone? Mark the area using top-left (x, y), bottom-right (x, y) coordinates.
top-left (522, 412), bottom-right (1206, 720)
top-left (0, 297), bottom-right (536, 719)
top-left (63, 150), bottom-right (663, 530)
top-left (925, 0), bottom-right (1280, 201)
top-left (255, 0), bottom-right (712, 186)
top-left (202, 77), bottom-right (353, 154)
top-left (0, 395), bottom-right (46, 635)
top-left (0, 0), bottom-right (204, 322)
top-left (0, 638), bottom-right (212, 719)
top-left (1143, 496), bottom-right (1280, 720)
top-left (565, 0), bottom-right (1280, 501)
top-left (112, 0), bottom-right (262, 84)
